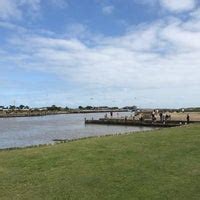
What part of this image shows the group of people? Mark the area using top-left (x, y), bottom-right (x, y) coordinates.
top-left (157, 112), bottom-right (171, 123)
top-left (104, 111), bottom-right (115, 119)
top-left (104, 111), bottom-right (191, 124)
top-left (153, 111), bottom-right (190, 124)
top-left (150, 110), bottom-right (172, 124)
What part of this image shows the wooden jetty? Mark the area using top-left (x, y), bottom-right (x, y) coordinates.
top-left (85, 118), bottom-right (195, 128)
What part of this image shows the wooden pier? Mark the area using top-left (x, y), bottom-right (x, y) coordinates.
top-left (85, 118), bottom-right (194, 128)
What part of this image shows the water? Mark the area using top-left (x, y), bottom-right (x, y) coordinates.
top-left (0, 112), bottom-right (153, 149)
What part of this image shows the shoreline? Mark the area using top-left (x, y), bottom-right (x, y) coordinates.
top-left (0, 109), bottom-right (128, 119)
top-left (0, 126), bottom-right (157, 151)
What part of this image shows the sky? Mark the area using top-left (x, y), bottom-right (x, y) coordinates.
top-left (0, 0), bottom-right (200, 108)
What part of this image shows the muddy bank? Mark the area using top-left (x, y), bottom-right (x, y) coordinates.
top-left (0, 109), bottom-right (128, 118)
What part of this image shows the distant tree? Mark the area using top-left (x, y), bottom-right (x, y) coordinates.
top-left (85, 106), bottom-right (93, 110)
top-left (123, 106), bottom-right (137, 111)
top-left (111, 107), bottom-right (119, 110)
top-left (9, 105), bottom-right (16, 110)
top-left (52, 105), bottom-right (57, 110)
top-left (47, 105), bottom-right (62, 111)
top-left (65, 106), bottom-right (69, 110)
top-left (47, 105), bottom-right (55, 111)
top-left (19, 105), bottom-right (25, 110)
top-left (131, 106), bottom-right (137, 111)
top-left (78, 106), bottom-right (84, 110)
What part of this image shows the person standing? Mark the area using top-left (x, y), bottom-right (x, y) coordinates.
top-left (159, 112), bottom-right (163, 122)
top-left (187, 114), bottom-right (190, 124)
top-left (110, 111), bottom-right (113, 118)
top-left (152, 112), bottom-right (155, 122)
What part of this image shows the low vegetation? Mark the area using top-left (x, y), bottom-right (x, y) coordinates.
top-left (0, 125), bottom-right (200, 199)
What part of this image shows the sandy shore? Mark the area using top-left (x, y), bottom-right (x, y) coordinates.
top-left (134, 111), bottom-right (200, 122)
top-left (169, 112), bottom-right (200, 122)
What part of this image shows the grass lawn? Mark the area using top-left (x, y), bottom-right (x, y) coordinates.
top-left (0, 125), bottom-right (200, 200)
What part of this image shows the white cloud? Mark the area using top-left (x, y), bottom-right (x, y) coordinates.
top-left (190, 8), bottom-right (200, 18)
top-left (160, 0), bottom-right (196, 12)
top-left (4, 16), bottom-right (200, 89)
top-left (1, 8), bottom-right (200, 107)
top-left (0, 21), bottom-right (27, 32)
top-left (134, 0), bottom-right (196, 13)
top-left (0, 0), bottom-right (67, 21)
top-left (0, 0), bottom-right (21, 20)
top-left (102, 5), bottom-right (114, 15)
top-left (0, 0), bottom-right (41, 20)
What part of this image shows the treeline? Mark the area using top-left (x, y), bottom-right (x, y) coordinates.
top-left (45, 105), bottom-right (69, 111)
top-left (0, 105), bottom-right (30, 110)
top-left (78, 106), bottom-right (119, 110)
top-left (183, 107), bottom-right (200, 112)
top-left (0, 104), bottom-right (138, 111)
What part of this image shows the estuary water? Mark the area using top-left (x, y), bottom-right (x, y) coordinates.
top-left (0, 112), bottom-right (153, 149)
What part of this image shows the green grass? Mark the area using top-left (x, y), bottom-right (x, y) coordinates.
top-left (0, 125), bottom-right (200, 200)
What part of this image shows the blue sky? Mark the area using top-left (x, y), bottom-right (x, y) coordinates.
top-left (0, 0), bottom-right (200, 108)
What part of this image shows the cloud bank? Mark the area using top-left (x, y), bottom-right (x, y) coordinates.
top-left (102, 5), bottom-right (114, 15)
top-left (161, 0), bottom-right (196, 12)
top-left (0, 0), bottom-right (200, 107)
top-left (0, 0), bottom-right (41, 20)
top-left (137, 0), bottom-right (197, 12)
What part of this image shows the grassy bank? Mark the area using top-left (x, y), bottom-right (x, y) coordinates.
top-left (0, 125), bottom-right (200, 200)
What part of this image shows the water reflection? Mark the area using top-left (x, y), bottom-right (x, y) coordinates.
top-left (0, 112), bottom-right (153, 149)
